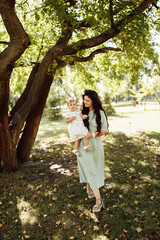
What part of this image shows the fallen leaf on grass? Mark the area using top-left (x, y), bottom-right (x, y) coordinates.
top-left (52, 197), bottom-right (57, 201)
top-left (119, 233), bottom-right (126, 237)
top-left (93, 225), bottom-right (99, 231)
top-left (134, 200), bottom-right (139, 205)
top-left (68, 195), bottom-right (74, 198)
top-left (136, 227), bottom-right (142, 232)
top-left (24, 235), bottom-right (30, 239)
top-left (56, 220), bottom-right (61, 225)
top-left (105, 229), bottom-right (109, 234)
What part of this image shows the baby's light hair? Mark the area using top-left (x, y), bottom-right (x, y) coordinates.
top-left (67, 97), bottom-right (77, 106)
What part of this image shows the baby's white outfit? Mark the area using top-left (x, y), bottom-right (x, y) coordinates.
top-left (66, 110), bottom-right (88, 142)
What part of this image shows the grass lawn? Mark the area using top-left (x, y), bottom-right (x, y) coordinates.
top-left (0, 107), bottom-right (160, 240)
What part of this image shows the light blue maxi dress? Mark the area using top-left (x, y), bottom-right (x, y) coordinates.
top-left (77, 110), bottom-right (108, 190)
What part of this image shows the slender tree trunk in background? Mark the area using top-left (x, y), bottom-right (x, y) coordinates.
top-left (17, 73), bottom-right (54, 163)
top-left (9, 64), bottom-right (40, 121)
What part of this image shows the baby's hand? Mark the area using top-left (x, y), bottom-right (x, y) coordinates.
top-left (72, 116), bottom-right (76, 120)
top-left (83, 115), bottom-right (88, 119)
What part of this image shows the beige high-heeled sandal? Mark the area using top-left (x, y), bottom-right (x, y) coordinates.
top-left (87, 190), bottom-right (95, 199)
top-left (92, 199), bottom-right (103, 213)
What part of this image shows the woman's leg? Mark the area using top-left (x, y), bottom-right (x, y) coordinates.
top-left (92, 188), bottom-right (101, 203)
top-left (92, 188), bottom-right (103, 212)
top-left (87, 183), bottom-right (92, 193)
top-left (86, 183), bottom-right (94, 198)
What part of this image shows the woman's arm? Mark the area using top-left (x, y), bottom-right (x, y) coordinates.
top-left (66, 116), bottom-right (76, 123)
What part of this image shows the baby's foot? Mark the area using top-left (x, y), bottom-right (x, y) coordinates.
top-left (84, 145), bottom-right (93, 151)
top-left (72, 149), bottom-right (80, 157)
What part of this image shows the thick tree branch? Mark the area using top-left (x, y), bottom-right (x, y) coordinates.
top-left (152, 2), bottom-right (159, 9)
top-left (69, 47), bottom-right (122, 65)
top-left (0, 0), bottom-right (30, 65)
top-left (9, 64), bottom-right (40, 122)
top-left (36, 32), bottom-right (45, 62)
top-left (56, 47), bottom-right (122, 68)
top-left (109, 0), bottom-right (114, 27)
top-left (0, 41), bottom-right (10, 45)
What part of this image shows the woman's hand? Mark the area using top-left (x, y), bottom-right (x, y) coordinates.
top-left (82, 114), bottom-right (88, 119)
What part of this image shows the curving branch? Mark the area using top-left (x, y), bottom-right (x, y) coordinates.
top-left (36, 32), bottom-right (45, 62)
top-left (109, 0), bottom-right (114, 27)
top-left (56, 47), bottom-right (122, 68)
top-left (69, 47), bottom-right (122, 65)
top-left (152, 2), bottom-right (159, 9)
top-left (0, 41), bottom-right (10, 45)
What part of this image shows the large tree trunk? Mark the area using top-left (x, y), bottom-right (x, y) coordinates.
top-left (0, 0), bottom-right (30, 170)
top-left (0, 117), bottom-right (18, 171)
top-left (17, 73), bottom-right (54, 163)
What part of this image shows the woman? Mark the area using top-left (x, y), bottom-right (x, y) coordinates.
top-left (77, 90), bottom-right (109, 212)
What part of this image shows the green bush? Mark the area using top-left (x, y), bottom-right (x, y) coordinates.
top-left (43, 95), bottom-right (63, 120)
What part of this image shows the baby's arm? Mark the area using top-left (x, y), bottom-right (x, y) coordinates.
top-left (80, 113), bottom-right (88, 120)
top-left (66, 116), bottom-right (76, 123)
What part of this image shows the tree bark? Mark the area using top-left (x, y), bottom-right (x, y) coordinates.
top-left (0, 0), bottom-right (30, 170)
top-left (17, 73), bottom-right (54, 163)
top-left (9, 64), bottom-right (40, 122)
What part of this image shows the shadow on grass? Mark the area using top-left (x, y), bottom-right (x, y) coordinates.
top-left (0, 131), bottom-right (160, 240)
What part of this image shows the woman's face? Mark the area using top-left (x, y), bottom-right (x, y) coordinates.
top-left (84, 95), bottom-right (93, 108)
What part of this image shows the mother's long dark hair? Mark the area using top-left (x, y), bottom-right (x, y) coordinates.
top-left (82, 90), bottom-right (108, 133)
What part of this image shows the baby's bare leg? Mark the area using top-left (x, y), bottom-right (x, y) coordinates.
top-left (83, 136), bottom-right (89, 147)
top-left (83, 136), bottom-right (93, 151)
top-left (75, 139), bottom-right (80, 150)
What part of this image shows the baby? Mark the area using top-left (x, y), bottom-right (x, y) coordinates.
top-left (65, 97), bottom-right (93, 156)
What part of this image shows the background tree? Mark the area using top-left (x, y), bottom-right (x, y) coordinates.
top-left (0, 0), bottom-right (159, 170)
